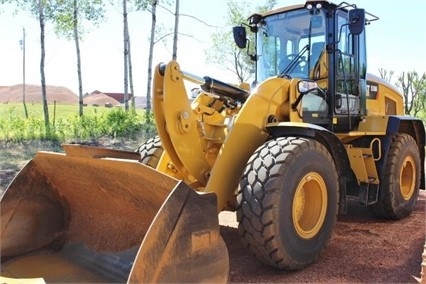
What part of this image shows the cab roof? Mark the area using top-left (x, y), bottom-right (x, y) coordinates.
top-left (260, 4), bottom-right (305, 18)
top-left (255, 1), bottom-right (378, 24)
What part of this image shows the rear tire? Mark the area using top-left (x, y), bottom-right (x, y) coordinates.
top-left (136, 136), bottom-right (163, 168)
top-left (237, 137), bottom-right (339, 270)
top-left (372, 134), bottom-right (420, 219)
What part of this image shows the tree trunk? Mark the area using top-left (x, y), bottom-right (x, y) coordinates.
top-left (172, 0), bottom-right (180, 60)
top-left (145, 0), bottom-right (157, 122)
top-left (38, 0), bottom-right (50, 136)
top-left (398, 72), bottom-right (413, 115)
top-left (127, 28), bottom-right (135, 109)
top-left (22, 27), bottom-right (28, 119)
top-left (123, 0), bottom-right (129, 111)
top-left (73, 0), bottom-right (84, 116)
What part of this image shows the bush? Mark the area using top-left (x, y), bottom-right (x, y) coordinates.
top-left (0, 107), bottom-right (157, 143)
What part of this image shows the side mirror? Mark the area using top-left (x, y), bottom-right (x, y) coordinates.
top-left (233, 26), bottom-right (247, 49)
top-left (348, 8), bottom-right (365, 35)
top-left (297, 80), bottom-right (318, 94)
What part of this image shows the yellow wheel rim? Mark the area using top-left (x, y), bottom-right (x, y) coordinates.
top-left (400, 156), bottom-right (416, 200)
top-left (292, 172), bottom-right (327, 239)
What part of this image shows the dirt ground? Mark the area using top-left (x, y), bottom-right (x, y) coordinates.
top-left (219, 191), bottom-right (426, 283)
top-left (1, 141), bottom-right (425, 283)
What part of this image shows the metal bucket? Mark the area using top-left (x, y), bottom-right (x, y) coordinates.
top-left (1, 144), bottom-right (228, 283)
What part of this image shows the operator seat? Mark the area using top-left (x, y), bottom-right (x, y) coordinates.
top-left (309, 42), bottom-right (325, 71)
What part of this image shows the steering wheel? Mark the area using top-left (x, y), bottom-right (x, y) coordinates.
top-left (280, 54), bottom-right (308, 79)
top-left (286, 54), bottom-right (307, 70)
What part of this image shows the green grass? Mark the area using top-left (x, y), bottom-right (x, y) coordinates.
top-left (0, 103), bottom-right (156, 142)
top-left (0, 103), bottom-right (156, 192)
top-left (0, 102), bottom-right (144, 120)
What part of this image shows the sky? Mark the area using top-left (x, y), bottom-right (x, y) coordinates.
top-left (1, 0), bottom-right (425, 97)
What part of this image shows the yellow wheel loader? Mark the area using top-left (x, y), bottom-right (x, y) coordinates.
top-left (1, 1), bottom-right (425, 282)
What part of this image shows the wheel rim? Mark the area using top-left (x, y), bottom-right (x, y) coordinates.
top-left (292, 172), bottom-right (327, 239)
top-left (400, 156), bottom-right (416, 200)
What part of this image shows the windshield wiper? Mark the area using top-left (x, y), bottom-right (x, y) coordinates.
top-left (278, 44), bottom-right (309, 78)
top-left (306, 16), bottom-right (313, 74)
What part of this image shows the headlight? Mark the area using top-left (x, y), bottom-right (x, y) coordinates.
top-left (305, 2), bottom-right (322, 10)
top-left (297, 80), bottom-right (318, 93)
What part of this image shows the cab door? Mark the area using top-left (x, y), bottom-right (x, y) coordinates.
top-left (331, 11), bottom-right (367, 133)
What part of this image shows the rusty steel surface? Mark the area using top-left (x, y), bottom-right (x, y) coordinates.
top-left (1, 145), bottom-right (228, 283)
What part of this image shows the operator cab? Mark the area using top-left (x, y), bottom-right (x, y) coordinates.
top-left (233, 1), bottom-right (378, 133)
top-left (256, 8), bottom-right (326, 81)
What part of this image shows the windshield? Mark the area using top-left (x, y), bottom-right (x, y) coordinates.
top-left (257, 8), bottom-right (326, 82)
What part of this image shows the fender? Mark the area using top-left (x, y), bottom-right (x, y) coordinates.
top-left (379, 116), bottom-right (425, 190)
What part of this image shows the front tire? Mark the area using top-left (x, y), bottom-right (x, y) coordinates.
top-left (136, 136), bottom-right (163, 168)
top-left (372, 134), bottom-right (420, 219)
top-left (237, 137), bottom-right (339, 270)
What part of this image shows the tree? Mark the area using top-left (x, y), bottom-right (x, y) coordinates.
top-left (172, 0), bottom-right (179, 60)
top-left (2, 0), bottom-right (51, 134)
top-left (50, 0), bottom-right (105, 116)
top-left (113, 0), bottom-right (165, 118)
top-left (1, 0), bottom-right (104, 127)
top-left (123, 0), bottom-right (130, 111)
top-left (1, 0), bottom-right (50, 134)
top-left (127, 26), bottom-right (136, 109)
top-left (378, 67), bottom-right (394, 83)
top-left (133, 0), bottom-right (158, 122)
top-left (134, 0), bottom-right (201, 120)
top-left (111, 0), bottom-right (138, 110)
top-left (20, 27), bottom-right (29, 119)
top-left (396, 71), bottom-right (426, 117)
top-left (206, 0), bottom-right (276, 84)
top-left (38, 0), bottom-right (49, 135)
top-left (145, 0), bottom-right (157, 121)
